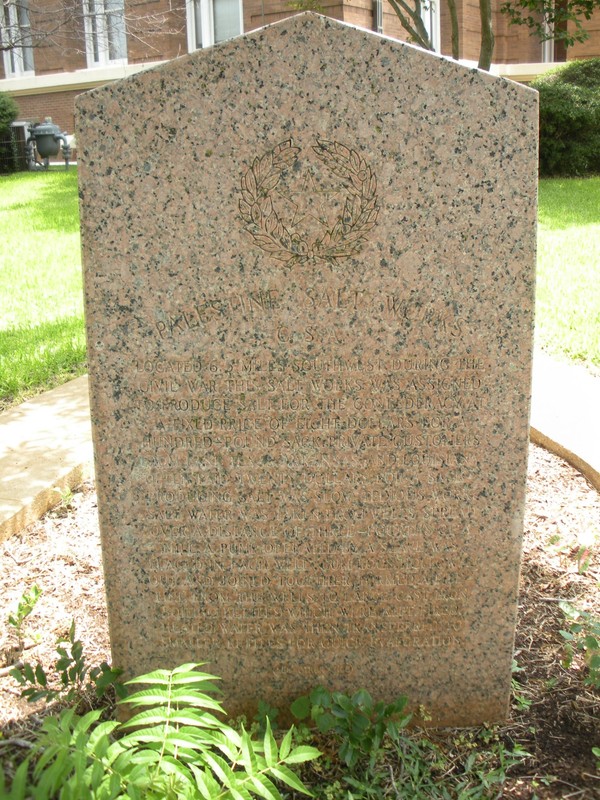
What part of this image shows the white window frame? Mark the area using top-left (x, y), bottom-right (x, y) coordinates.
top-left (541, 16), bottom-right (554, 62)
top-left (1, 0), bottom-right (34, 77)
top-left (420, 0), bottom-right (440, 53)
top-left (186, 0), bottom-right (243, 52)
top-left (374, 0), bottom-right (383, 34)
top-left (83, 0), bottom-right (127, 68)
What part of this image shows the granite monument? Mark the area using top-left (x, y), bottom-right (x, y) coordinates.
top-left (77, 14), bottom-right (538, 725)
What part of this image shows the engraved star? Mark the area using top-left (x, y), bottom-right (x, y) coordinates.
top-left (275, 168), bottom-right (343, 241)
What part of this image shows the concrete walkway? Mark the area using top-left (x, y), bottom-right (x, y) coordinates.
top-left (530, 350), bottom-right (600, 490)
top-left (1, 351), bottom-right (599, 540)
top-left (0, 376), bottom-right (93, 541)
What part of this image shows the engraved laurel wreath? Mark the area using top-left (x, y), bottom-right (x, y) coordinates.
top-left (238, 138), bottom-right (379, 265)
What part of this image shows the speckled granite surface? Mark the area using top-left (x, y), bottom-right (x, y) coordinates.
top-left (76, 14), bottom-right (538, 726)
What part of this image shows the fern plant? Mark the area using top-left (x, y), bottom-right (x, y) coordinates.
top-left (2, 663), bottom-right (320, 800)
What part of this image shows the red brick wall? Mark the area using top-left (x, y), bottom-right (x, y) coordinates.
top-left (13, 90), bottom-right (82, 134)
top-left (568, 10), bottom-right (600, 59)
top-left (380, 0), bottom-right (600, 63)
top-left (493, 8), bottom-right (544, 64)
top-left (0, 0), bottom-right (189, 80)
top-left (18, 0), bottom-right (86, 76)
top-left (126, 0), bottom-right (188, 63)
top-left (381, 5), bottom-right (415, 42)
top-left (340, 0), bottom-right (372, 28)
top-left (243, 3), bottom-right (345, 37)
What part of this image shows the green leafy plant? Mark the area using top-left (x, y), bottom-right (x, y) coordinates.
top-left (0, 92), bottom-right (18, 134)
top-left (559, 601), bottom-right (600, 688)
top-left (51, 485), bottom-right (75, 514)
top-left (3, 663), bottom-right (320, 799)
top-left (7, 584), bottom-right (42, 647)
top-left (10, 619), bottom-right (124, 704)
top-left (291, 686), bottom-right (411, 771)
top-left (386, 732), bottom-right (529, 800)
top-left (254, 699), bottom-right (280, 736)
top-left (532, 59), bottom-right (600, 177)
top-left (455, 736), bottom-right (531, 797)
top-left (500, 0), bottom-right (600, 50)
top-left (511, 658), bottom-right (532, 712)
top-left (575, 545), bottom-right (592, 574)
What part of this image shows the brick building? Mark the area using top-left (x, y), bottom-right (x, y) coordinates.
top-left (1, 0), bottom-right (599, 138)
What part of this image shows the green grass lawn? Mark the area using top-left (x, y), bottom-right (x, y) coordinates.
top-left (0, 169), bottom-right (86, 410)
top-left (537, 177), bottom-right (600, 368)
top-left (0, 172), bottom-right (598, 411)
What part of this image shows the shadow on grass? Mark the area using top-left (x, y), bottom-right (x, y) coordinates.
top-left (0, 316), bottom-right (86, 405)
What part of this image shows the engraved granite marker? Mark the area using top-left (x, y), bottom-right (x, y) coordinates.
top-left (77, 14), bottom-right (537, 726)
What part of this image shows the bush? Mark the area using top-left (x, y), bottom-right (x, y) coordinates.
top-left (532, 59), bottom-right (600, 177)
top-left (557, 58), bottom-right (600, 90)
top-left (0, 92), bottom-right (19, 174)
top-left (0, 91), bottom-right (18, 134)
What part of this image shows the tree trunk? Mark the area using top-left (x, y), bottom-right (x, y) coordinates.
top-left (445, 0), bottom-right (460, 59)
top-left (478, 0), bottom-right (495, 69)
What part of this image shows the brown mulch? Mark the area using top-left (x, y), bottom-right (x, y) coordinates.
top-left (0, 443), bottom-right (599, 797)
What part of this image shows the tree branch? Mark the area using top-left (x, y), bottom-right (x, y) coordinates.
top-left (386, 0), bottom-right (434, 49)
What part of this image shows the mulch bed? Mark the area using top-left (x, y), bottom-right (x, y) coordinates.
top-left (0, 443), bottom-right (598, 797)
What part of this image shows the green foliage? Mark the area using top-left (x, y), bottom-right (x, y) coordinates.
top-left (532, 60), bottom-right (600, 177)
top-left (3, 663), bottom-right (320, 799)
top-left (510, 659), bottom-right (533, 712)
top-left (559, 602), bottom-right (600, 688)
top-left (7, 584), bottom-right (42, 645)
top-left (500, 0), bottom-right (600, 49)
top-left (387, 732), bottom-right (529, 800)
top-left (51, 485), bottom-right (75, 515)
top-left (0, 93), bottom-right (19, 174)
top-left (10, 620), bottom-right (125, 704)
top-left (305, 721), bottom-right (528, 800)
top-left (254, 699), bottom-right (280, 736)
top-left (558, 58), bottom-right (600, 89)
top-left (0, 92), bottom-right (18, 134)
top-left (291, 686), bottom-right (410, 770)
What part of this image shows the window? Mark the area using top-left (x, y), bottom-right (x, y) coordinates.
top-left (374, 0), bottom-right (383, 34)
top-left (1, 0), bottom-right (34, 76)
top-left (187, 0), bottom-right (242, 51)
top-left (541, 1), bottom-right (567, 63)
top-left (420, 0), bottom-right (440, 53)
top-left (83, 0), bottom-right (127, 67)
top-left (541, 32), bottom-right (554, 62)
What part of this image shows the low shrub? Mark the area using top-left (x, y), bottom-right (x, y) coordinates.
top-left (557, 58), bottom-right (600, 90)
top-left (0, 92), bottom-right (19, 174)
top-left (532, 59), bottom-right (600, 177)
top-left (0, 92), bottom-right (18, 133)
